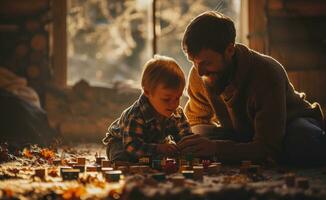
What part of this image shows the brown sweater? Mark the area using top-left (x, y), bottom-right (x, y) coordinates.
top-left (185, 44), bottom-right (324, 162)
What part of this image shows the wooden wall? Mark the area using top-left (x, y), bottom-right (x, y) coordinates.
top-left (248, 0), bottom-right (326, 113)
top-left (0, 0), bottom-right (52, 105)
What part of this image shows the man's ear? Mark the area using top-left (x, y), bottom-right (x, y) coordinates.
top-left (143, 88), bottom-right (150, 97)
top-left (224, 43), bottom-right (235, 60)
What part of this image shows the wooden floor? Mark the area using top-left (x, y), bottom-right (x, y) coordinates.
top-left (1, 143), bottom-right (326, 199)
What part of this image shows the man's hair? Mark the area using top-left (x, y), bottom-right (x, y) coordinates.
top-left (182, 11), bottom-right (236, 58)
top-left (141, 55), bottom-right (185, 93)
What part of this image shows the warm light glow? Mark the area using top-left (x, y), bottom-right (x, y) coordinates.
top-left (136, 0), bottom-right (152, 10)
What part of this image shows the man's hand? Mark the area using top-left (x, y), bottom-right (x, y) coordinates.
top-left (157, 143), bottom-right (179, 156)
top-left (177, 134), bottom-right (217, 157)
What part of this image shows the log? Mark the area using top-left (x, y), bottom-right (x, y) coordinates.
top-left (31, 34), bottom-right (47, 51)
top-left (15, 43), bottom-right (29, 58)
top-left (25, 20), bottom-right (41, 32)
top-left (0, 24), bottom-right (19, 32)
top-left (27, 65), bottom-right (41, 78)
top-left (0, 0), bottom-right (48, 16)
top-left (30, 50), bottom-right (44, 63)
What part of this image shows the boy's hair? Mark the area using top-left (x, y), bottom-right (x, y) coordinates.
top-left (141, 55), bottom-right (185, 93)
top-left (182, 11), bottom-right (236, 59)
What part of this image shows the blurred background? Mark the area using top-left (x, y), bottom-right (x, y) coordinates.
top-left (67, 0), bottom-right (246, 87)
top-left (0, 0), bottom-right (325, 142)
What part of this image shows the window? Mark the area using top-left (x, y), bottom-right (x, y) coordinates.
top-left (67, 0), bottom-right (245, 87)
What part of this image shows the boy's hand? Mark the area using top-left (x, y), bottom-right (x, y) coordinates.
top-left (157, 143), bottom-right (179, 156)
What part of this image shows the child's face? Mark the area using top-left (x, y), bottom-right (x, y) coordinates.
top-left (145, 84), bottom-right (183, 118)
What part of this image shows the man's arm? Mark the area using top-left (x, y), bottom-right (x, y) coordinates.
top-left (180, 67), bottom-right (286, 163)
top-left (214, 71), bottom-right (286, 162)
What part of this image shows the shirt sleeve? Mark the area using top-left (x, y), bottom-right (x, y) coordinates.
top-left (122, 116), bottom-right (158, 158)
top-left (185, 67), bottom-right (215, 126)
top-left (102, 118), bottom-right (120, 145)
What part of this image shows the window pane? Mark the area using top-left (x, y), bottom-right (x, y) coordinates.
top-left (67, 0), bottom-right (151, 87)
top-left (67, 0), bottom-right (243, 86)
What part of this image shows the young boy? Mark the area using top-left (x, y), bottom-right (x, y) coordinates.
top-left (102, 55), bottom-right (192, 162)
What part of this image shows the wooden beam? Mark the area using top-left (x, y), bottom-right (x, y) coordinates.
top-left (52, 0), bottom-right (67, 88)
top-left (248, 0), bottom-right (269, 54)
top-left (0, 24), bottom-right (19, 32)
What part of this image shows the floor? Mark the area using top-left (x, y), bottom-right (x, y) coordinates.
top-left (0, 143), bottom-right (326, 199)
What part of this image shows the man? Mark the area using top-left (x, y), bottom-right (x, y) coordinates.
top-left (177, 11), bottom-right (325, 165)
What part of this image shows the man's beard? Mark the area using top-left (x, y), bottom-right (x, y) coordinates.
top-left (202, 60), bottom-right (232, 94)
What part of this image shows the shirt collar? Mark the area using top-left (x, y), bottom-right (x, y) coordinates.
top-left (139, 94), bottom-right (157, 124)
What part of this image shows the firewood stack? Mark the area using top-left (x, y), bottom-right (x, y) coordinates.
top-left (0, 0), bottom-right (52, 105)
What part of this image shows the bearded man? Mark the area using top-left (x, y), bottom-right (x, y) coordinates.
top-left (177, 11), bottom-right (325, 166)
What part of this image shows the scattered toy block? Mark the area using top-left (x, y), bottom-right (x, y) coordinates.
top-left (86, 165), bottom-right (97, 172)
top-left (101, 160), bottom-right (111, 168)
top-left (104, 170), bottom-right (122, 182)
top-left (77, 157), bottom-right (86, 165)
top-left (61, 169), bottom-right (80, 181)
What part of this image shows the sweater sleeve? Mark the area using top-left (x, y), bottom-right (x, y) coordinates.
top-left (215, 67), bottom-right (286, 163)
top-left (185, 67), bottom-right (215, 126)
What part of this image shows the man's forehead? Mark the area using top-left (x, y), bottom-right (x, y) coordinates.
top-left (188, 54), bottom-right (207, 65)
top-left (187, 48), bottom-right (212, 62)
top-left (160, 89), bottom-right (183, 97)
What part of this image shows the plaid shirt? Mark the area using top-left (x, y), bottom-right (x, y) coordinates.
top-left (103, 94), bottom-right (192, 158)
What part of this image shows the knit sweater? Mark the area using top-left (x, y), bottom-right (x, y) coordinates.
top-left (185, 43), bottom-right (324, 162)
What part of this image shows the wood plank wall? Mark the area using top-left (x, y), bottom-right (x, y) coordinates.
top-left (248, 0), bottom-right (326, 113)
